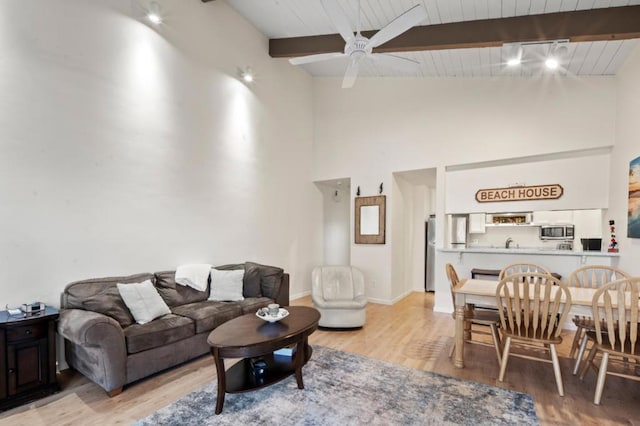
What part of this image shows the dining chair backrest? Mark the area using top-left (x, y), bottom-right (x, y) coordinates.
top-left (496, 272), bottom-right (571, 340)
top-left (567, 265), bottom-right (629, 289)
top-left (445, 263), bottom-right (460, 319)
top-left (591, 277), bottom-right (640, 353)
top-left (498, 262), bottom-right (550, 280)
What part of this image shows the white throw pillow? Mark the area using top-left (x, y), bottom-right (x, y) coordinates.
top-left (209, 269), bottom-right (245, 301)
top-left (117, 280), bottom-right (171, 325)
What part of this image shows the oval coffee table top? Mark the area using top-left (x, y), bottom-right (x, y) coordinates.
top-left (207, 306), bottom-right (320, 351)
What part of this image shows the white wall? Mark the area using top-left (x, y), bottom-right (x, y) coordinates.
top-left (445, 153), bottom-right (611, 213)
top-left (314, 76), bottom-right (617, 303)
top-left (317, 183), bottom-right (351, 266)
top-left (393, 176), bottom-right (433, 295)
top-left (612, 44), bottom-right (640, 274)
top-left (0, 0), bottom-right (320, 307)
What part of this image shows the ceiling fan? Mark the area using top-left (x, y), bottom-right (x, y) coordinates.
top-left (289, 0), bottom-right (428, 88)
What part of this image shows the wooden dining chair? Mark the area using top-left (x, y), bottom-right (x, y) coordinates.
top-left (446, 263), bottom-right (502, 365)
top-left (578, 277), bottom-right (640, 405)
top-left (496, 272), bottom-right (571, 396)
top-left (567, 265), bottom-right (630, 375)
top-left (498, 262), bottom-right (550, 280)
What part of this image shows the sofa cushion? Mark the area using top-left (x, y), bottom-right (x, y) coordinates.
top-left (209, 269), bottom-right (245, 301)
top-left (246, 262), bottom-right (284, 300)
top-left (124, 314), bottom-right (194, 354)
top-left (62, 273), bottom-right (155, 309)
top-left (117, 281), bottom-right (171, 325)
top-left (242, 263), bottom-right (262, 298)
top-left (82, 286), bottom-right (134, 328)
top-left (171, 301), bottom-right (242, 334)
top-left (235, 297), bottom-right (273, 315)
top-left (154, 270), bottom-right (208, 307)
top-left (213, 263), bottom-right (262, 298)
top-left (213, 263), bottom-right (244, 271)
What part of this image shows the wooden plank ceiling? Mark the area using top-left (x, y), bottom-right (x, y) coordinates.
top-left (220, 0), bottom-right (640, 78)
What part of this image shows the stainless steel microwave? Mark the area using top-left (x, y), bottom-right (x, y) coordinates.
top-left (540, 225), bottom-right (574, 240)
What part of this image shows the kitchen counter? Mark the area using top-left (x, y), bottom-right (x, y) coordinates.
top-left (438, 247), bottom-right (621, 289)
top-left (440, 247), bottom-right (620, 257)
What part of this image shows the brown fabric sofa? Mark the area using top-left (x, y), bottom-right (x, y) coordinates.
top-left (57, 262), bottom-right (289, 396)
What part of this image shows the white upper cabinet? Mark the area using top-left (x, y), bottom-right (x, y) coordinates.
top-left (533, 210), bottom-right (574, 224)
top-left (469, 213), bottom-right (486, 234)
top-left (573, 209), bottom-right (603, 238)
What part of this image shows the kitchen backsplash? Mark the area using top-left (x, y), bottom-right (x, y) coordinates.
top-left (468, 226), bottom-right (548, 249)
top-left (464, 209), bottom-right (604, 251)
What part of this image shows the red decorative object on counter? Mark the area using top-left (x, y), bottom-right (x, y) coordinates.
top-left (608, 220), bottom-right (619, 252)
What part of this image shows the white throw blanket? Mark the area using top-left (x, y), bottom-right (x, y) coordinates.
top-left (175, 264), bottom-right (212, 291)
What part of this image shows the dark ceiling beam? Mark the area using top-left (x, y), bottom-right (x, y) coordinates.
top-left (269, 5), bottom-right (640, 58)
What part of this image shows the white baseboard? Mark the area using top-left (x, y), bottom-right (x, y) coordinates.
top-left (290, 290), bottom-right (310, 301)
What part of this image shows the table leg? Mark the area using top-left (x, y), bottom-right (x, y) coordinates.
top-left (294, 338), bottom-right (305, 389)
top-left (211, 348), bottom-right (226, 414)
top-left (454, 305), bottom-right (465, 368)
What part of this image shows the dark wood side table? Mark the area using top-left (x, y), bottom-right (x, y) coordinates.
top-left (0, 307), bottom-right (59, 411)
top-left (207, 306), bottom-right (320, 414)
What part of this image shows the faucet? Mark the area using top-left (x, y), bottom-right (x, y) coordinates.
top-left (505, 237), bottom-right (514, 249)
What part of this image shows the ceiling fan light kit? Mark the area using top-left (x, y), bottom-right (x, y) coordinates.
top-left (288, 0), bottom-right (427, 88)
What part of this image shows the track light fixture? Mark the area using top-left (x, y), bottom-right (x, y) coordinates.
top-left (506, 44), bottom-right (523, 67)
top-left (545, 43), bottom-right (569, 70)
top-left (503, 40), bottom-right (569, 71)
top-left (239, 67), bottom-right (254, 83)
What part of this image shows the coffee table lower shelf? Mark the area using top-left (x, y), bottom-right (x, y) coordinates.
top-left (226, 346), bottom-right (313, 393)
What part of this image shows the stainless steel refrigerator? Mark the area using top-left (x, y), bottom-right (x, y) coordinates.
top-left (425, 215), bottom-right (436, 292)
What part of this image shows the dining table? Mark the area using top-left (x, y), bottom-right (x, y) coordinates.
top-left (452, 278), bottom-right (598, 368)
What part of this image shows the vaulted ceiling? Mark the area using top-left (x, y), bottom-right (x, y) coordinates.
top-left (214, 0), bottom-right (640, 78)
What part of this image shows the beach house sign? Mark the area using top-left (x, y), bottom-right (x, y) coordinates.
top-left (475, 184), bottom-right (564, 203)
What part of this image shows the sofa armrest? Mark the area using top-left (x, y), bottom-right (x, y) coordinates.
top-left (58, 309), bottom-right (125, 346)
top-left (58, 309), bottom-right (127, 394)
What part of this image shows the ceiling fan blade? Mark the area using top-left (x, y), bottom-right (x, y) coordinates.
top-left (342, 56), bottom-right (361, 89)
top-left (321, 0), bottom-right (355, 44)
top-left (289, 52), bottom-right (346, 65)
top-left (371, 53), bottom-right (420, 73)
top-left (367, 4), bottom-right (427, 49)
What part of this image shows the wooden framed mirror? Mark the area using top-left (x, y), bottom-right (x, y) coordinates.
top-left (355, 195), bottom-right (386, 244)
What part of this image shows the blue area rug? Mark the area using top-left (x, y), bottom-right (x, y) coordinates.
top-left (134, 346), bottom-right (538, 425)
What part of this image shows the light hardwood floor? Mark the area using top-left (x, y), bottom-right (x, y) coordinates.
top-left (1, 292), bottom-right (639, 425)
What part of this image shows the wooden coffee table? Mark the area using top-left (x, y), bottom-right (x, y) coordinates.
top-left (207, 306), bottom-right (320, 414)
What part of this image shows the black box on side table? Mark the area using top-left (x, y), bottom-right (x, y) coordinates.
top-left (0, 307), bottom-right (59, 411)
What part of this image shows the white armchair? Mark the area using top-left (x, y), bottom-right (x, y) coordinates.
top-left (311, 266), bottom-right (367, 328)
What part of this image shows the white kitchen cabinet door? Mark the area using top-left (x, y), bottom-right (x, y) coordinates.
top-left (533, 210), bottom-right (574, 224)
top-left (573, 209), bottom-right (603, 238)
top-left (469, 213), bottom-right (486, 234)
